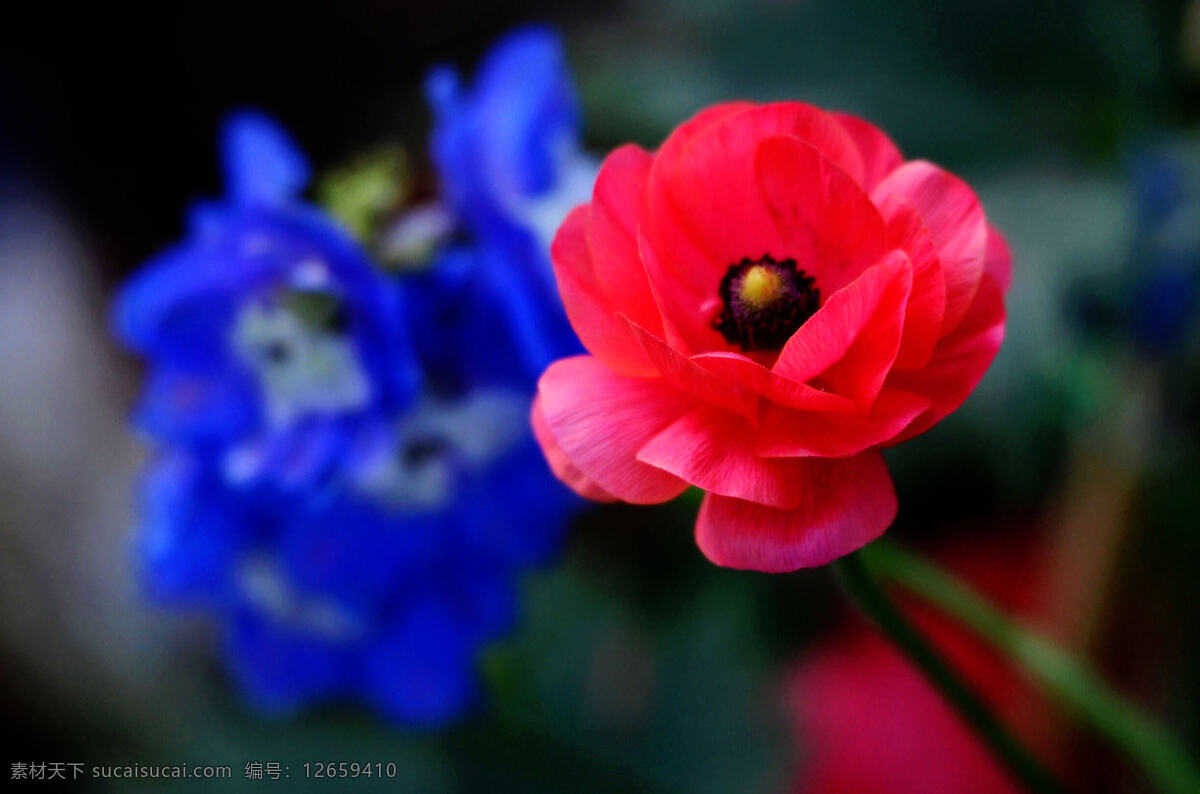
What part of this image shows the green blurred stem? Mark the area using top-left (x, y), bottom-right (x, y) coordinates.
top-left (861, 541), bottom-right (1200, 794)
top-left (831, 551), bottom-right (1068, 794)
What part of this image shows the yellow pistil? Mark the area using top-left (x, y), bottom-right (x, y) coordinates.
top-left (738, 264), bottom-right (783, 308)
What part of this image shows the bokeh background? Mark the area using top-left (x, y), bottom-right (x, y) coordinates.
top-left (2, 1), bottom-right (1200, 791)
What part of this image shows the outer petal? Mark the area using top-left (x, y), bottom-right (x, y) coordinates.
top-left (587, 144), bottom-right (666, 334)
top-left (637, 406), bottom-right (809, 509)
top-left (832, 112), bottom-right (904, 191)
top-left (985, 224), bottom-right (1013, 293)
top-left (887, 274), bottom-right (1006, 442)
top-left (753, 388), bottom-right (931, 458)
top-left (878, 195), bottom-right (946, 370)
top-left (222, 110), bottom-right (311, 206)
top-left (537, 355), bottom-right (693, 503)
top-left (531, 395), bottom-right (615, 502)
top-left (652, 101), bottom-right (756, 175)
top-left (694, 451), bottom-right (897, 572)
top-left (873, 161), bottom-right (987, 333)
top-left (774, 249), bottom-right (913, 406)
top-left (551, 205), bottom-right (657, 376)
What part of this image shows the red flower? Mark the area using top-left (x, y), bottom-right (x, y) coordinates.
top-left (532, 102), bottom-right (1010, 570)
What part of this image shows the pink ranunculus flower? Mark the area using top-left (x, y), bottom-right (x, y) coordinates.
top-left (532, 102), bottom-right (1010, 571)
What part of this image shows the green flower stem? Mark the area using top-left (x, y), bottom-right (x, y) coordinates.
top-left (861, 541), bottom-right (1200, 794)
top-left (831, 551), bottom-right (1068, 794)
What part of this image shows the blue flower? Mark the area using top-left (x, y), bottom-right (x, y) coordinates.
top-left (423, 26), bottom-right (593, 379)
top-left (113, 111), bottom-right (419, 484)
top-left (134, 434), bottom-right (568, 724)
top-left (426, 26), bottom-right (594, 246)
top-left (118, 104), bottom-right (580, 726)
top-left (1127, 146), bottom-right (1200, 354)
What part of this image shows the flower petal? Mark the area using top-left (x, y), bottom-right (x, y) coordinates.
top-left (537, 355), bottom-right (693, 503)
top-left (985, 224), bottom-right (1013, 293)
top-left (587, 144), bottom-right (664, 333)
top-left (551, 205), bottom-right (658, 376)
top-left (694, 451), bottom-right (897, 571)
top-left (873, 161), bottom-right (987, 333)
top-left (637, 227), bottom-right (719, 354)
top-left (637, 406), bottom-right (809, 509)
top-left (774, 249), bottom-right (913, 406)
top-left (754, 135), bottom-right (890, 293)
top-left (625, 319), bottom-right (758, 420)
top-left (652, 104), bottom-right (867, 286)
top-left (692, 351), bottom-right (858, 413)
top-left (878, 195), bottom-right (946, 370)
top-left (887, 274), bottom-right (1006, 442)
top-left (832, 112), bottom-right (904, 191)
top-left (753, 388), bottom-right (931, 458)
top-left (639, 103), bottom-right (869, 354)
top-left (531, 395), bottom-right (615, 502)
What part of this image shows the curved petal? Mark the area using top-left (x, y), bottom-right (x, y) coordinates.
top-left (222, 110), bottom-right (311, 206)
top-left (887, 274), bottom-right (1006, 442)
top-left (637, 227), bottom-right (721, 354)
top-left (652, 102), bottom-right (757, 175)
top-left (878, 195), bottom-right (946, 370)
top-left (692, 351), bottom-right (858, 414)
top-left (833, 112), bottom-right (904, 191)
top-left (774, 249), bottom-right (913, 406)
top-left (587, 144), bottom-right (666, 334)
top-left (537, 355), bottom-right (693, 504)
top-left (754, 135), bottom-right (890, 293)
top-left (694, 451), bottom-right (897, 572)
top-left (626, 319), bottom-right (758, 420)
top-left (551, 205), bottom-right (657, 376)
top-left (985, 224), bottom-right (1013, 293)
top-left (637, 406), bottom-right (809, 509)
top-left (531, 395), bottom-right (615, 502)
top-left (873, 161), bottom-right (987, 333)
top-left (753, 388), bottom-right (931, 458)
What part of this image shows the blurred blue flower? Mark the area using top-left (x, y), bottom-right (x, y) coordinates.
top-left (134, 447), bottom-right (539, 724)
top-left (1127, 146), bottom-right (1200, 354)
top-left (424, 25), bottom-right (592, 378)
top-left (117, 102), bottom-right (580, 726)
top-left (113, 110), bottom-right (418, 488)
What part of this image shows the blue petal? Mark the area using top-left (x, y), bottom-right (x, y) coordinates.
top-left (427, 25), bottom-right (580, 230)
top-left (363, 601), bottom-right (477, 725)
top-left (222, 109), bottom-right (311, 206)
top-left (224, 606), bottom-right (353, 713)
top-left (472, 25), bottom-right (580, 197)
top-left (134, 453), bottom-right (244, 605)
top-left (132, 367), bottom-right (258, 445)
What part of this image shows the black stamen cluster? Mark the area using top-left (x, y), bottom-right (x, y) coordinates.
top-left (712, 254), bottom-right (820, 351)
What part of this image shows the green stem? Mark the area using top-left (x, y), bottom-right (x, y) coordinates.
top-left (831, 552), bottom-right (1068, 794)
top-left (862, 541), bottom-right (1200, 794)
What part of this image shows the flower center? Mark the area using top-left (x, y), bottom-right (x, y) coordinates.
top-left (232, 289), bottom-right (370, 428)
top-left (712, 255), bottom-right (820, 351)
